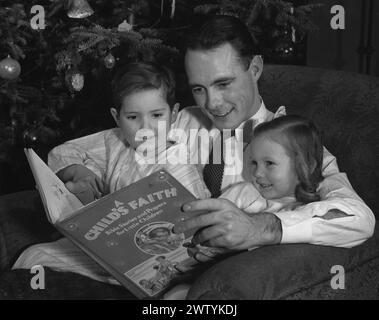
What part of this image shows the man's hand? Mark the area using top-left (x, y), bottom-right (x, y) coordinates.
top-left (174, 198), bottom-right (282, 250)
top-left (184, 242), bottom-right (231, 263)
top-left (56, 164), bottom-right (104, 205)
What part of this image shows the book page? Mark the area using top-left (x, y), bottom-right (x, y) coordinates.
top-left (24, 148), bottom-right (83, 224)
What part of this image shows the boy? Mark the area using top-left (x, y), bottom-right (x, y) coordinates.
top-left (49, 61), bottom-right (210, 203)
top-left (12, 62), bottom-right (210, 285)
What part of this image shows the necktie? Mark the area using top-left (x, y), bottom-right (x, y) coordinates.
top-left (203, 134), bottom-right (224, 198)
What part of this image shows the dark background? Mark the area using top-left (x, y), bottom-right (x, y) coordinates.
top-left (307, 0), bottom-right (378, 76)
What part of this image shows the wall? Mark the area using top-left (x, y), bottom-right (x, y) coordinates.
top-left (307, 0), bottom-right (379, 76)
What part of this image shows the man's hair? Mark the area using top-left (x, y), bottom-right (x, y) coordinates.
top-left (186, 15), bottom-right (259, 69)
top-left (111, 61), bottom-right (176, 112)
top-left (253, 115), bottom-right (324, 204)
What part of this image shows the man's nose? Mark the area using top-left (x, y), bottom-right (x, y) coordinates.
top-left (206, 89), bottom-right (222, 111)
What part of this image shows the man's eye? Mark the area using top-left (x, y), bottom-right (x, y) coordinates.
top-left (192, 87), bottom-right (204, 95)
top-left (126, 115), bottom-right (137, 120)
top-left (265, 161), bottom-right (275, 166)
top-left (217, 82), bottom-right (230, 89)
top-left (250, 160), bottom-right (257, 166)
top-left (153, 113), bottom-right (163, 118)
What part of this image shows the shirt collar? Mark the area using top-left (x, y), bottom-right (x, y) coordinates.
top-left (231, 98), bottom-right (268, 143)
top-left (238, 98), bottom-right (268, 131)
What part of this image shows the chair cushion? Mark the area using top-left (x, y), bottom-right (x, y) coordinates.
top-left (187, 223), bottom-right (379, 299)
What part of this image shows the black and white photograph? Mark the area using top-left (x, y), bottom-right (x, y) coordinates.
top-left (0, 0), bottom-right (378, 304)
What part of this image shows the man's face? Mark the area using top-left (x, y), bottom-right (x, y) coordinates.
top-left (185, 43), bottom-right (261, 130)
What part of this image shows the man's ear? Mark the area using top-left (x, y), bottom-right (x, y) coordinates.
top-left (171, 103), bottom-right (180, 124)
top-left (110, 108), bottom-right (120, 126)
top-left (249, 55), bottom-right (263, 82)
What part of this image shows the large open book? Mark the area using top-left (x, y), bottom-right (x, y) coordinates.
top-left (24, 148), bottom-right (203, 299)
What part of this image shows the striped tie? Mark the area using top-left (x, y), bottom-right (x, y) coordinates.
top-left (203, 134), bottom-right (224, 198)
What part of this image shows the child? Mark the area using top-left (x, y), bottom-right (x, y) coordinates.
top-left (13, 62), bottom-right (210, 289)
top-left (221, 114), bottom-right (325, 212)
top-left (48, 61), bottom-right (210, 201)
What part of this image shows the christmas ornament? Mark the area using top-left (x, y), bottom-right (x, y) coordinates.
top-left (117, 20), bottom-right (133, 32)
top-left (22, 125), bottom-right (40, 147)
top-left (0, 56), bottom-right (21, 80)
top-left (104, 53), bottom-right (116, 69)
top-left (67, 0), bottom-right (94, 19)
top-left (273, 37), bottom-right (296, 62)
top-left (65, 69), bottom-right (85, 92)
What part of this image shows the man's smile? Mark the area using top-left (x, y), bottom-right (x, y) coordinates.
top-left (209, 107), bottom-right (234, 118)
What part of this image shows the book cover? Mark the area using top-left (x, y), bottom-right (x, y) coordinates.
top-left (25, 148), bottom-right (201, 299)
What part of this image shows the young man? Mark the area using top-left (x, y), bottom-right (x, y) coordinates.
top-left (173, 15), bottom-right (375, 252)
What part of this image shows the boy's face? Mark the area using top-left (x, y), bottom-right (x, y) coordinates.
top-left (111, 88), bottom-right (178, 150)
top-left (243, 135), bottom-right (299, 200)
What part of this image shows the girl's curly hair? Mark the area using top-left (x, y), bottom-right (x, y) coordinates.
top-left (253, 115), bottom-right (324, 203)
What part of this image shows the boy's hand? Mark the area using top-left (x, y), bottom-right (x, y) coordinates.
top-left (56, 164), bottom-right (104, 205)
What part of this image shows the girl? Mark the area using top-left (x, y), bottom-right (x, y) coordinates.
top-left (223, 114), bottom-right (325, 212)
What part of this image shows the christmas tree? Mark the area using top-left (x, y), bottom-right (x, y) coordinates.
top-left (0, 0), bottom-right (320, 194)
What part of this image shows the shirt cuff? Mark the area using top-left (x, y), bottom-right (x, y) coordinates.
top-left (278, 216), bottom-right (313, 244)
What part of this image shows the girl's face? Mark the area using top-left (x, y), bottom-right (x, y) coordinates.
top-left (110, 88), bottom-right (178, 150)
top-left (244, 135), bottom-right (299, 200)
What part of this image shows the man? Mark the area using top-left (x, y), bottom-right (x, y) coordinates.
top-left (172, 15), bottom-right (375, 252)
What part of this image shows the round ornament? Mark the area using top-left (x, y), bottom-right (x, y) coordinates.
top-left (65, 69), bottom-right (85, 92)
top-left (104, 53), bottom-right (116, 69)
top-left (23, 126), bottom-right (40, 147)
top-left (0, 56), bottom-right (21, 80)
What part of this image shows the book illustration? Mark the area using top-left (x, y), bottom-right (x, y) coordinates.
top-left (136, 255), bottom-right (183, 296)
top-left (127, 245), bottom-right (197, 296)
top-left (134, 222), bottom-right (185, 255)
